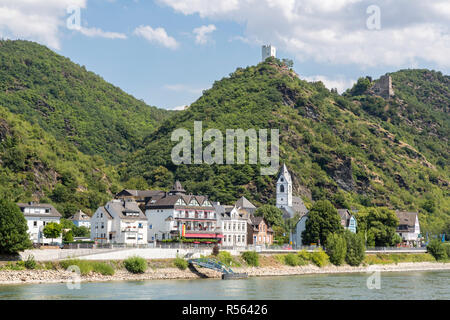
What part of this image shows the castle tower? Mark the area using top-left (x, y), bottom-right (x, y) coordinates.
top-left (372, 75), bottom-right (394, 99)
top-left (276, 164), bottom-right (292, 209)
top-left (262, 45), bottom-right (276, 61)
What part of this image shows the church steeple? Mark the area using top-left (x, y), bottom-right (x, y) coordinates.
top-left (169, 180), bottom-right (186, 195)
top-left (276, 164), bottom-right (292, 209)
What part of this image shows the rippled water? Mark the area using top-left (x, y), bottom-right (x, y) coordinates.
top-left (0, 271), bottom-right (449, 300)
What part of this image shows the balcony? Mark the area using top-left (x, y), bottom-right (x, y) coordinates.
top-left (122, 226), bottom-right (138, 233)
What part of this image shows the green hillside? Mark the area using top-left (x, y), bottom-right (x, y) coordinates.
top-left (0, 40), bottom-right (171, 163)
top-left (123, 58), bottom-right (449, 234)
top-left (0, 106), bottom-right (120, 218)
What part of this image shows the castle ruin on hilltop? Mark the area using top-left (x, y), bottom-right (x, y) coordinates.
top-left (371, 75), bottom-right (395, 99)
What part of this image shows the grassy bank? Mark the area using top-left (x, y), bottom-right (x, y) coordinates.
top-left (0, 252), bottom-right (448, 276)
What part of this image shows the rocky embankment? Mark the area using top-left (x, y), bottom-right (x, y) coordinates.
top-left (1, 262), bottom-right (450, 285)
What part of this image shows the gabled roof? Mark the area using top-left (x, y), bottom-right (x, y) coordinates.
top-left (395, 211), bottom-right (418, 231)
top-left (235, 196), bottom-right (256, 209)
top-left (105, 199), bottom-right (146, 221)
top-left (115, 189), bottom-right (165, 199)
top-left (69, 210), bottom-right (90, 221)
top-left (147, 193), bottom-right (214, 210)
top-left (17, 202), bottom-right (62, 218)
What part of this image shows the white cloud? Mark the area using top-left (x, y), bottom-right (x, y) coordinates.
top-left (159, 0), bottom-right (450, 68)
top-left (77, 27), bottom-right (127, 39)
top-left (0, 0), bottom-right (128, 49)
top-left (193, 24), bottom-right (216, 44)
top-left (302, 75), bottom-right (356, 93)
top-left (0, 0), bottom-right (86, 49)
top-left (133, 25), bottom-right (179, 49)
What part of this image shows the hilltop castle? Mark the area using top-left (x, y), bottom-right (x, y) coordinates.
top-left (372, 75), bottom-right (394, 99)
top-left (262, 44), bottom-right (276, 61)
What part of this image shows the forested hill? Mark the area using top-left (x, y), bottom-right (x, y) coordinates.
top-left (122, 58), bottom-right (449, 233)
top-left (0, 106), bottom-right (119, 217)
top-left (0, 40), bottom-right (171, 163)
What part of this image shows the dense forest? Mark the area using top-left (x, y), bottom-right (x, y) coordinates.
top-left (0, 40), bottom-right (172, 163)
top-left (0, 41), bottom-right (448, 235)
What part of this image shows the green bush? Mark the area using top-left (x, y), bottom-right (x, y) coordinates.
top-left (310, 248), bottom-right (329, 267)
top-left (344, 231), bottom-right (366, 266)
top-left (92, 262), bottom-right (115, 276)
top-left (284, 253), bottom-right (300, 266)
top-left (59, 259), bottom-right (94, 275)
top-left (444, 244), bottom-right (450, 259)
top-left (24, 255), bottom-right (37, 270)
top-left (216, 251), bottom-right (233, 266)
top-left (174, 257), bottom-right (188, 270)
top-left (241, 251), bottom-right (259, 267)
top-left (326, 233), bottom-right (347, 266)
top-left (123, 256), bottom-right (147, 274)
top-left (427, 239), bottom-right (447, 261)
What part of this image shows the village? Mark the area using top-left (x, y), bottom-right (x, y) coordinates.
top-left (17, 164), bottom-right (423, 252)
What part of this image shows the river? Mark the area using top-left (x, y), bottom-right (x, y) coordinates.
top-left (0, 271), bottom-right (449, 300)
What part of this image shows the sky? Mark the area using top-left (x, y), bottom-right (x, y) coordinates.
top-left (0, 0), bottom-right (449, 110)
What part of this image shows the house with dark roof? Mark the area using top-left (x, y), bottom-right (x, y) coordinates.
top-left (247, 216), bottom-right (273, 246)
top-left (395, 211), bottom-right (421, 245)
top-left (91, 199), bottom-right (147, 244)
top-left (337, 209), bottom-right (357, 233)
top-left (145, 181), bottom-right (222, 243)
top-left (68, 210), bottom-right (91, 228)
top-left (115, 189), bottom-right (166, 210)
top-left (17, 202), bottom-right (62, 245)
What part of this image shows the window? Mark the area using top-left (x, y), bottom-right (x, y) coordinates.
top-left (280, 185), bottom-right (285, 193)
top-left (33, 221), bottom-right (37, 227)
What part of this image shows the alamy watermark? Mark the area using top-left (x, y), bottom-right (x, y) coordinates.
top-left (366, 5), bottom-right (381, 30)
top-left (366, 265), bottom-right (381, 290)
top-left (171, 121), bottom-right (279, 175)
top-left (66, 265), bottom-right (81, 290)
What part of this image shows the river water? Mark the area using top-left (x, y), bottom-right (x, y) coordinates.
top-left (0, 271), bottom-right (449, 300)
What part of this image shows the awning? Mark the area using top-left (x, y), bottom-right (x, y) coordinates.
top-left (184, 233), bottom-right (223, 238)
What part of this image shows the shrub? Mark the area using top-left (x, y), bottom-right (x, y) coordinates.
top-left (24, 255), bottom-right (37, 270)
top-left (344, 231), bottom-right (366, 266)
top-left (284, 253), bottom-right (300, 266)
top-left (124, 256), bottom-right (147, 274)
top-left (444, 244), bottom-right (450, 259)
top-left (241, 251), bottom-right (259, 267)
top-left (297, 250), bottom-right (310, 261)
top-left (92, 262), bottom-right (115, 276)
top-left (216, 251), bottom-right (233, 266)
top-left (59, 259), bottom-right (94, 275)
top-left (174, 256), bottom-right (188, 270)
top-left (43, 261), bottom-right (58, 270)
top-left (310, 248), bottom-right (329, 267)
top-left (326, 233), bottom-right (347, 266)
top-left (212, 244), bottom-right (219, 256)
top-left (427, 239), bottom-right (447, 261)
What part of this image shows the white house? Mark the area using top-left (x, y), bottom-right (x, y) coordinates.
top-left (68, 210), bottom-right (91, 228)
top-left (262, 44), bottom-right (276, 61)
top-left (17, 202), bottom-right (62, 245)
top-left (145, 181), bottom-right (222, 243)
top-left (214, 203), bottom-right (247, 248)
top-left (396, 211), bottom-right (421, 246)
top-left (91, 199), bottom-right (147, 245)
top-left (276, 164), bottom-right (308, 219)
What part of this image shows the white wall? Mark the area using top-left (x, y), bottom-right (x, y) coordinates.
top-left (26, 216), bottom-right (61, 245)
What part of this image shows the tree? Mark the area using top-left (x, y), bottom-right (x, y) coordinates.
top-left (63, 229), bottom-right (74, 242)
top-left (344, 230), bottom-right (366, 266)
top-left (43, 222), bottom-right (62, 244)
top-left (326, 233), bottom-right (347, 266)
top-left (254, 205), bottom-right (284, 228)
top-left (355, 207), bottom-right (399, 247)
top-left (0, 199), bottom-right (32, 254)
top-left (350, 77), bottom-right (372, 96)
top-left (302, 200), bottom-right (343, 246)
top-left (427, 239), bottom-right (447, 261)
top-left (73, 226), bottom-right (91, 238)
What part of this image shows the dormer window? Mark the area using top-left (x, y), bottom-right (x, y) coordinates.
top-left (175, 198), bottom-right (186, 206)
top-left (189, 199), bottom-right (199, 206)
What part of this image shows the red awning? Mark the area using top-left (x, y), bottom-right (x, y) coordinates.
top-left (184, 233), bottom-right (223, 238)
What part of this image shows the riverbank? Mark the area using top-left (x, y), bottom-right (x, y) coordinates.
top-left (1, 261), bottom-right (450, 286)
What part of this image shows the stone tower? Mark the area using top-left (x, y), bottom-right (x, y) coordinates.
top-left (262, 44), bottom-right (276, 61)
top-left (276, 164), bottom-right (292, 209)
top-left (372, 75), bottom-right (394, 99)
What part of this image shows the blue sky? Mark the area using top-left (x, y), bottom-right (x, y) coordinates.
top-left (0, 0), bottom-right (449, 110)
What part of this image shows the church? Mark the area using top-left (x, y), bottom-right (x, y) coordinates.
top-left (276, 164), bottom-right (308, 219)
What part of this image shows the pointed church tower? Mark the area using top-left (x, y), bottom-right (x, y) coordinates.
top-left (276, 164), bottom-right (292, 209)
